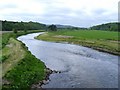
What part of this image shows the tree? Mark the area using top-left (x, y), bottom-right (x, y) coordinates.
top-left (13, 28), bottom-right (17, 34)
top-left (48, 24), bottom-right (57, 31)
top-left (24, 29), bottom-right (27, 33)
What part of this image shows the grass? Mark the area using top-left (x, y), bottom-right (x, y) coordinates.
top-left (43, 30), bottom-right (119, 40)
top-left (3, 40), bottom-right (46, 89)
top-left (36, 30), bottom-right (119, 55)
top-left (1, 30), bottom-right (47, 89)
top-left (2, 38), bottom-right (25, 77)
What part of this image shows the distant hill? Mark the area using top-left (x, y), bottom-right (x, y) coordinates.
top-left (90, 22), bottom-right (119, 31)
top-left (55, 24), bottom-right (74, 29)
top-left (55, 24), bottom-right (87, 30)
top-left (2, 20), bottom-right (46, 31)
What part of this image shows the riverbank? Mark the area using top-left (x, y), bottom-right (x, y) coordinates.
top-left (36, 30), bottom-right (119, 55)
top-left (1, 30), bottom-right (51, 89)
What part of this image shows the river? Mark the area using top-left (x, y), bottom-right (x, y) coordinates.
top-left (17, 32), bottom-right (118, 88)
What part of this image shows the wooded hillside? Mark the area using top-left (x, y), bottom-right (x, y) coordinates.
top-left (90, 22), bottom-right (119, 31)
top-left (2, 20), bottom-right (46, 31)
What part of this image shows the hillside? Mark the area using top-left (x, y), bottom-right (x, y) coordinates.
top-left (90, 22), bottom-right (119, 31)
top-left (55, 24), bottom-right (87, 30)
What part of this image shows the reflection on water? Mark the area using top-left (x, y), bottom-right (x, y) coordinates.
top-left (18, 33), bottom-right (118, 88)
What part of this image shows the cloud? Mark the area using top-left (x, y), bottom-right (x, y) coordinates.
top-left (0, 0), bottom-right (119, 27)
top-left (0, 4), bottom-right (17, 10)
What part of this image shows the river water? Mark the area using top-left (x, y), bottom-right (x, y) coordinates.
top-left (18, 32), bottom-right (118, 88)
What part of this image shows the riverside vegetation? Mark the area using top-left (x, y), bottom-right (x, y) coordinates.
top-left (1, 30), bottom-right (50, 89)
top-left (36, 30), bottom-right (119, 55)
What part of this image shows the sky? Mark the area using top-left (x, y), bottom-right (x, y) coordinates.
top-left (0, 0), bottom-right (119, 27)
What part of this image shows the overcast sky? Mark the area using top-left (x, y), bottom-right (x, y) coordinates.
top-left (0, 0), bottom-right (119, 27)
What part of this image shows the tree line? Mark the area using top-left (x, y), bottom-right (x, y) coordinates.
top-left (2, 20), bottom-right (46, 31)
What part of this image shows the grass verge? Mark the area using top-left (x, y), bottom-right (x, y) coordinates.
top-left (36, 30), bottom-right (119, 55)
top-left (1, 30), bottom-right (47, 89)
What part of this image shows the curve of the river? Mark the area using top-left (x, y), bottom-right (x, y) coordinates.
top-left (17, 32), bottom-right (118, 88)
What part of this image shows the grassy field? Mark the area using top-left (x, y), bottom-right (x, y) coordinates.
top-left (36, 30), bottom-right (119, 55)
top-left (1, 30), bottom-right (47, 89)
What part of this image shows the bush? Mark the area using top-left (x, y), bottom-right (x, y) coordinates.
top-left (48, 24), bottom-right (57, 31)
